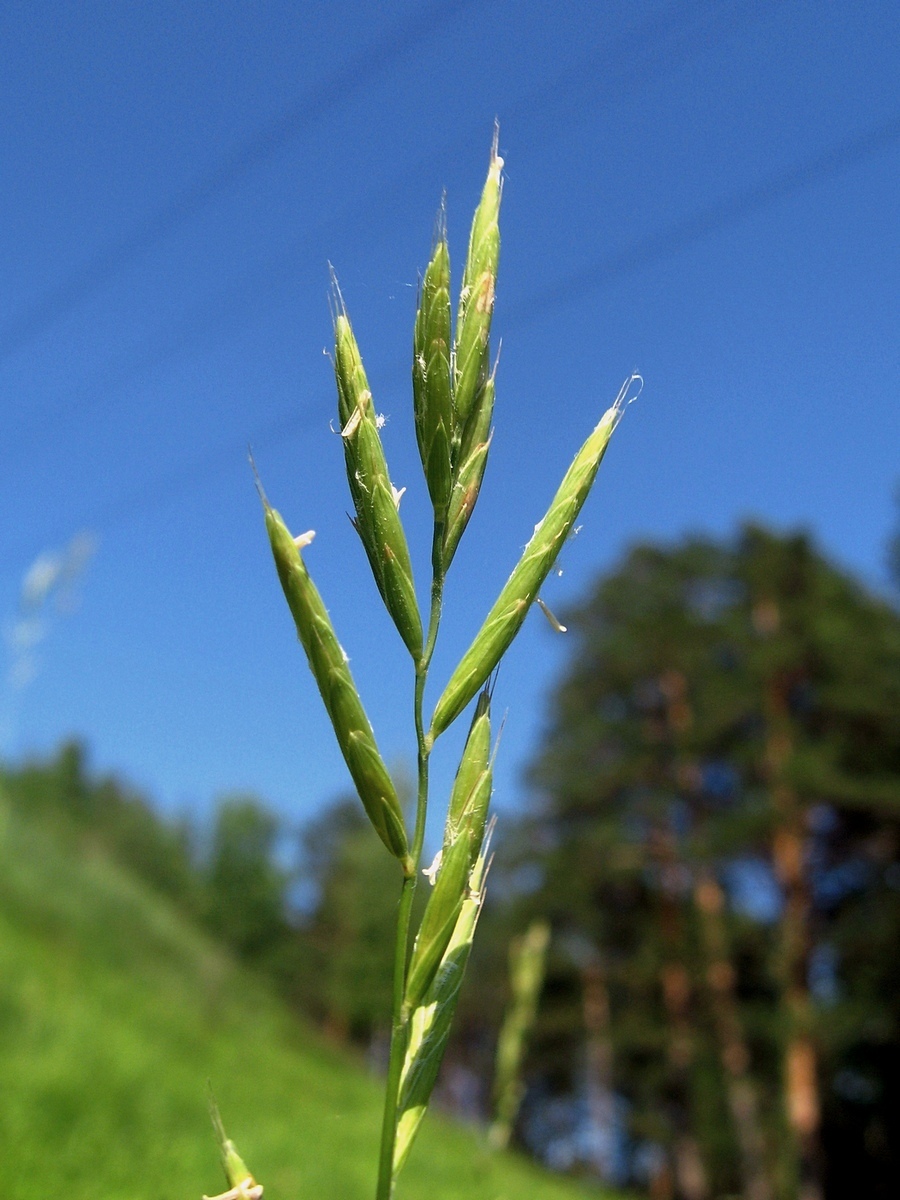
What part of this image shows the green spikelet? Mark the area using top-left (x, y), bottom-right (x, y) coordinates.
top-left (403, 826), bottom-right (474, 1016)
top-left (264, 502), bottom-right (412, 872)
top-left (413, 225), bottom-right (453, 517)
top-left (444, 689), bottom-right (492, 850)
top-left (393, 846), bottom-right (491, 1179)
top-left (404, 690), bottom-right (493, 1017)
top-left (443, 372), bottom-right (494, 569)
top-left (205, 1099), bottom-right (263, 1200)
top-left (431, 379), bottom-right (637, 738)
top-left (453, 130), bottom-right (502, 433)
top-left (334, 306), bottom-right (424, 660)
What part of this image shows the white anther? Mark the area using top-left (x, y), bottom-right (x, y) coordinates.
top-left (536, 597), bottom-right (567, 633)
top-left (423, 849), bottom-right (443, 886)
top-left (342, 408), bottom-right (362, 438)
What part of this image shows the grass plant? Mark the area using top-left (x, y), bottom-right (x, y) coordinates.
top-left (253, 131), bottom-right (637, 1198)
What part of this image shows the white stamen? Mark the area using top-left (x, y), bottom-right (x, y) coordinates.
top-left (341, 407), bottom-right (362, 438)
top-left (536, 597), bottom-right (567, 633)
top-left (423, 849), bottom-right (442, 885)
top-left (293, 530), bottom-right (316, 550)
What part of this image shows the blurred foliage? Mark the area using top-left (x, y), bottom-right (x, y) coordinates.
top-left (0, 786), bottom-right (613, 1200)
top-left (4, 518), bottom-right (900, 1199)
top-left (1, 740), bottom-right (198, 907)
top-left (520, 523), bottom-right (900, 1199)
top-left (202, 794), bottom-right (289, 962)
top-left (293, 796), bottom-right (409, 1041)
top-left (0, 747), bottom-right (397, 1046)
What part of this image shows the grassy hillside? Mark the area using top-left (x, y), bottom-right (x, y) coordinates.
top-left (0, 794), bottom-right (611, 1200)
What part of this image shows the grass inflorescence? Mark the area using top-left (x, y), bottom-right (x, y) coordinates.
top-left (253, 130), bottom-right (634, 1199)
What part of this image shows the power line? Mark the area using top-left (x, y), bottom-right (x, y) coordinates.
top-left (6, 101), bottom-right (896, 571)
top-left (505, 0), bottom-right (785, 145)
top-left (506, 111), bottom-right (900, 325)
top-left (0, 0), bottom-right (484, 362)
top-left (2, 0), bottom-right (765, 457)
top-left (94, 408), bottom-right (316, 535)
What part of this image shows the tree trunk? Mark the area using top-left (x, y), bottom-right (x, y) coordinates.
top-left (656, 670), bottom-right (709, 1200)
top-left (582, 955), bottom-right (618, 1180)
top-left (657, 854), bottom-right (709, 1200)
top-left (765, 671), bottom-right (822, 1200)
top-left (695, 869), bottom-right (773, 1200)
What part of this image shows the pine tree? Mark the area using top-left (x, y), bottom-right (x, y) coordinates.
top-left (527, 523), bottom-right (900, 1199)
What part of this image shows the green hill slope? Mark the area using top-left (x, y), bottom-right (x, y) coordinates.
top-left (0, 796), bottom-right (610, 1200)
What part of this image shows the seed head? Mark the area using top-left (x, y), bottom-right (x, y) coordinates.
top-left (393, 841), bottom-right (491, 1179)
top-left (403, 825), bottom-right (474, 1015)
top-left (453, 131), bottom-right (502, 431)
top-left (443, 688), bottom-right (492, 852)
top-left (333, 306), bottom-right (423, 659)
top-left (205, 1099), bottom-right (263, 1200)
top-left (264, 502), bottom-right (412, 871)
top-left (413, 229), bottom-right (453, 517)
top-left (431, 377), bottom-right (638, 738)
top-left (442, 373), bottom-right (494, 569)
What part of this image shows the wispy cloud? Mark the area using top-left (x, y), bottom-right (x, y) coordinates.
top-left (4, 531), bottom-right (98, 694)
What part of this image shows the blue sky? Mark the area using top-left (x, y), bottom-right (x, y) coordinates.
top-left (2, 0), bottom-right (898, 844)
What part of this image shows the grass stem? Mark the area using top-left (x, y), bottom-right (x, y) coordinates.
top-left (375, 523), bottom-right (445, 1199)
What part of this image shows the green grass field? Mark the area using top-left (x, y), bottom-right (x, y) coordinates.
top-left (0, 794), bottom-right (613, 1199)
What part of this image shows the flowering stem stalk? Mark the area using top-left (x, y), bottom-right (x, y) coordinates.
top-left (375, 524), bottom-right (445, 1200)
